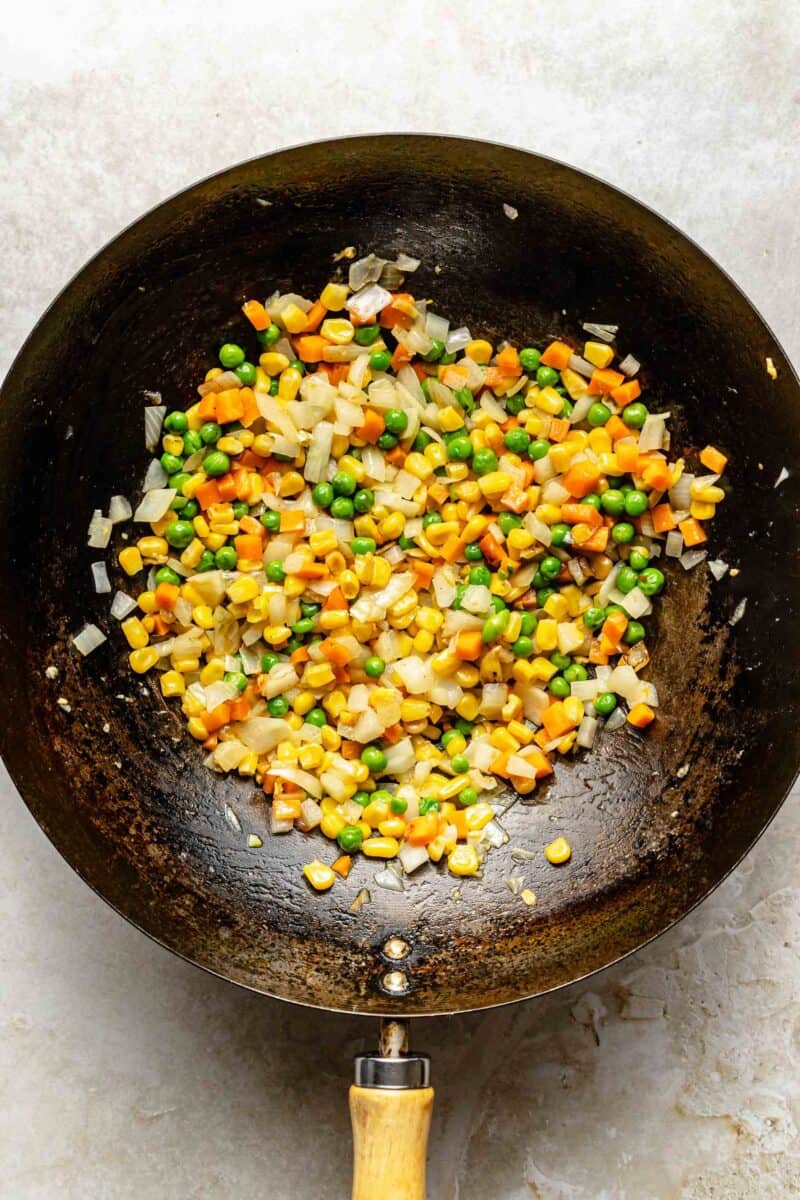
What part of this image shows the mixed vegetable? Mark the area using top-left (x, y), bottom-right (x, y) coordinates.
top-left (81, 251), bottom-right (730, 896)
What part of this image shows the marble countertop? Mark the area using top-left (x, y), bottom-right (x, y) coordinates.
top-left (2, 3), bottom-right (799, 1196)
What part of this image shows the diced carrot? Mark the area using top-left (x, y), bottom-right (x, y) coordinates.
top-left (519, 462), bottom-right (536, 488)
top-left (542, 701), bottom-right (575, 739)
top-left (412, 560), bottom-right (435, 588)
top-left (301, 300), bottom-right (327, 333)
top-left (294, 334), bottom-right (329, 363)
top-left (500, 485), bottom-right (531, 513)
top-left (380, 293), bottom-right (416, 330)
top-left (151, 614), bottom-right (171, 636)
top-left (319, 637), bottom-right (356, 666)
top-left (527, 747), bottom-right (554, 778)
top-left (201, 735), bottom-right (218, 751)
top-left (588, 368), bottom-right (625, 395)
top-left (339, 740), bottom-right (360, 760)
top-left (588, 639), bottom-right (610, 665)
top-left (483, 366), bottom-right (506, 390)
top-left (581, 525), bottom-right (609, 553)
top-left (355, 408), bottom-right (385, 444)
top-left (438, 534), bottom-right (466, 564)
top-left (349, 310), bottom-right (376, 327)
top-left (240, 449), bottom-right (264, 467)
top-left (627, 703), bottom-right (655, 728)
top-left (238, 515), bottom-right (265, 538)
top-left (235, 534), bottom-right (262, 561)
top-left (412, 362), bottom-right (428, 381)
top-left (296, 562), bottom-right (327, 579)
top-left (239, 387), bottom-right (260, 427)
top-left (440, 364), bottom-right (470, 389)
top-left (598, 633), bottom-right (618, 656)
top-left (427, 481), bottom-right (449, 505)
top-left (197, 394), bottom-right (217, 421)
top-left (700, 445), bottom-right (728, 474)
top-left (216, 389), bottom-right (245, 425)
top-left (406, 814), bottom-right (440, 845)
top-left (230, 697), bottom-right (251, 722)
top-left (201, 702), bottom-right (232, 733)
top-left (290, 646), bottom-right (310, 665)
top-left (242, 300), bottom-right (270, 331)
top-left (323, 586), bottom-right (347, 611)
top-left (540, 340), bottom-right (572, 370)
top-left (616, 441), bottom-right (640, 472)
top-left (280, 510), bottom-right (305, 533)
top-left (548, 418), bottom-right (571, 443)
top-left (639, 457), bottom-right (672, 491)
top-left (154, 582), bottom-right (180, 611)
top-left (602, 610), bottom-right (628, 646)
top-left (235, 470), bottom-right (256, 503)
top-left (382, 723), bottom-right (403, 745)
top-left (606, 414), bottom-right (630, 442)
top-left (451, 810), bottom-right (470, 839)
top-left (651, 503), bottom-right (676, 533)
top-left (273, 794), bottom-right (303, 821)
top-left (610, 379), bottom-right (641, 408)
top-left (385, 446), bottom-right (406, 468)
top-left (455, 629), bottom-right (483, 661)
top-left (390, 343), bottom-right (412, 371)
top-left (561, 502), bottom-right (603, 527)
top-left (215, 474), bottom-right (238, 502)
top-left (495, 345), bottom-right (522, 376)
top-left (679, 517), bottom-right (707, 547)
top-left (491, 752), bottom-right (511, 778)
top-left (562, 461), bottom-right (602, 499)
top-left (317, 363), bottom-right (350, 384)
top-left (332, 855), bottom-right (352, 878)
top-left (196, 480), bottom-right (222, 510)
top-left (479, 532), bottom-right (504, 564)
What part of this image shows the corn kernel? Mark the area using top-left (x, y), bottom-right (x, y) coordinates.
top-left (290, 690), bottom-right (315, 717)
top-left (200, 660), bottom-right (225, 686)
top-left (412, 629), bottom-right (434, 654)
top-left (448, 844), bottom-right (480, 876)
top-left (545, 837), bottom-right (572, 865)
top-left (587, 428), bottom-right (612, 456)
top-left (259, 351), bottom-right (290, 376)
top-left (465, 339), bottom-right (493, 364)
top-left (439, 405), bottom-right (465, 432)
top-left (506, 528), bottom-right (534, 553)
top-left (543, 593), bottom-right (568, 621)
top-left (282, 576), bottom-right (306, 599)
top-left (172, 656), bottom-right (200, 674)
top-left (426, 521), bottom-right (459, 547)
top-left (502, 612), bottom-right (523, 643)
top-left (691, 483), bottom-right (725, 504)
top-left (548, 444), bottom-right (574, 474)
top-left (276, 303), bottom-right (306, 334)
top-left (404, 452), bottom-right (434, 480)
top-left (161, 433), bottom-right (183, 457)
top-left (321, 812), bottom-right (346, 839)
top-left (380, 512), bottom-right (406, 540)
top-left (180, 539), bottom-right (204, 569)
top-left (362, 837), bottom-right (400, 859)
top-left (388, 591), bottom-right (418, 619)
top-left (298, 744), bottom-right (325, 770)
top-left (320, 281), bottom-right (348, 309)
top-left (121, 616), bottom-right (149, 648)
top-left (529, 655), bottom-right (557, 682)
top-left (187, 716), bottom-right (209, 740)
top-left (690, 501), bottom-right (716, 520)
top-left (129, 646), bottom-right (159, 674)
top-left (238, 753), bottom-right (258, 776)
top-left (277, 471), bottom-right (304, 499)
top-left (118, 546), bottom-right (143, 576)
top-left (286, 712), bottom-right (303, 732)
top-left (478, 471), bottom-right (512, 499)
top-left (507, 719), bottom-right (533, 745)
top-left (189, 605), bottom-right (213, 630)
top-left (583, 341), bottom-right (614, 369)
top-left (159, 670), bottom-right (185, 697)
top-left (305, 662), bottom-right (336, 689)
top-left (400, 699), bottom-right (431, 723)
top-left (336, 569), bottom-right (358, 600)
top-left (303, 860), bottom-right (336, 891)
top-left (318, 316), bottom-right (353, 344)
top-left (464, 802), bottom-right (494, 831)
top-left (456, 693), bottom-right (481, 721)
top-left (502, 694), bottom-right (524, 723)
top-left (370, 557), bottom-right (392, 588)
top-left (204, 533), bottom-right (226, 552)
top-left (378, 817), bottom-right (406, 839)
top-left (226, 577), bottom-right (260, 604)
top-left (490, 728), bottom-right (521, 753)
top-left (137, 535), bottom-right (169, 560)
top-left (308, 529), bottom-right (337, 557)
top-left (439, 775), bottom-right (471, 800)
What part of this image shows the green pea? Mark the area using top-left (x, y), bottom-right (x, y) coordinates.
top-left (464, 543), bottom-right (484, 561)
top-left (330, 496), bottom-right (354, 519)
top-left (623, 402), bottom-right (648, 429)
top-left (419, 797), bottom-right (440, 815)
top-left (469, 565), bottom-right (491, 586)
top-left (520, 347), bottom-right (541, 373)
top-left (619, 482), bottom-right (634, 495)
top-left (447, 434), bottom-right (473, 461)
top-left (353, 790), bottom-right (371, 807)
top-left (617, 565), bottom-right (639, 593)
top-left (168, 473), bottom-right (191, 504)
top-left (305, 707), bottom-right (328, 727)
top-left (504, 428), bottom-right (531, 454)
top-left (197, 550), bottom-right (216, 572)
top-left (260, 510), bottom-right (281, 533)
top-left (224, 670), bottom-right (248, 694)
top-left (454, 718), bottom-right (474, 736)
top-left (215, 545), bottom-right (238, 570)
top-left (439, 350), bottom-right (457, 365)
top-left (267, 696), bottom-right (289, 718)
top-left (199, 421), bottom-right (221, 445)
top-left (459, 786), bottom-right (479, 807)
top-left (482, 609), bottom-right (510, 643)
top-left (232, 501), bottom-right (249, 520)
top-left (582, 493), bottom-right (602, 510)
top-left (390, 795), bottom-right (408, 814)
top-left (551, 652), bottom-right (571, 670)
top-left (269, 378), bottom-right (279, 396)
top-left (536, 587), bottom-right (555, 605)
top-left (337, 825), bottom-right (364, 853)
top-left (182, 429), bottom-right (202, 456)
top-left (351, 537), bottom-right (376, 555)
top-left (563, 663), bottom-right (588, 683)
top-left (628, 548), bottom-right (650, 571)
top-left (520, 612), bottom-right (538, 636)
top-left (540, 555), bottom-right (562, 580)
top-left (418, 337), bottom-right (443, 362)
top-left (155, 566), bottom-right (182, 587)
top-left (203, 451), bottom-right (230, 477)
top-left (164, 411), bottom-right (189, 434)
top-left (364, 656), bottom-right (385, 678)
top-left (398, 534), bottom-right (416, 550)
top-left (361, 745), bottom-right (387, 773)
top-left (235, 361), bottom-right (257, 386)
top-left (332, 470), bottom-right (357, 497)
top-left (454, 386), bottom-right (476, 413)
top-left (377, 432), bottom-right (398, 450)
top-left (354, 324), bottom-right (381, 346)
top-left (165, 520), bottom-right (194, 549)
top-left (612, 521), bottom-right (635, 544)
top-left (512, 635), bottom-right (533, 657)
top-left (441, 730), bottom-right (461, 750)
top-left (310, 482), bottom-right (333, 509)
top-left (594, 692), bottom-right (618, 717)
top-left (624, 620), bottom-right (646, 645)
top-left (548, 523), bottom-right (570, 549)
top-left (529, 438), bottom-right (551, 461)
top-left (600, 489), bottom-right (625, 516)
top-left (584, 606), bottom-right (606, 630)
top-left (489, 596), bottom-right (507, 612)
top-left (292, 618), bottom-right (314, 636)
top-left (536, 365), bottom-right (559, 388)
top-left (505, 394), bottom-right (525, 416)
top-left (638, 567), bottom-right (665, 596)
top-left (260, 652), bottom-right (280, 672)
top-left (422, 512), bottom-right (443, 528)
top-left (369, 349), bottom-right (391, 371)
top-left (353, 488), bottom-right (374, 513)
top-left (549, 675), bottom-right (570, 698)
top-left (289, 360), bottom-right (305, 376)
top-left (412, 430), bottom-right (432, 452)
top-left (498, 513), bottom-right (521, 536)
top-left (472, 448), bottom-right (499, 476)
top-left (450, 754), bottom-right (469, 774)
top-left (265, 560), bottom-right (285, 583)
top-left (624, 490), bottom-right (648, 517)
top-left (160, 452), bottom-right (184, 476)
top-left (587, 401), bottom-right (611, 427)
top-left (560, 396), bottom-right (574, 419)
top-left (450, 583), bottom-right (467, 610)
top-left (219, 343), bottom-right (245, 368)
top-left (385, 409), bottom-right (408, 436)
top-left (257, 325), bottom-right (280, 347)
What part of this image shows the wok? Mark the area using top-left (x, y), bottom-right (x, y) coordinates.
top-left (2, 135), bottom-right (799, 1198)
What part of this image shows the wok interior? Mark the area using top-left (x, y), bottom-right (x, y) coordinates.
top-left (1, 136), bottom-right (799, 1015)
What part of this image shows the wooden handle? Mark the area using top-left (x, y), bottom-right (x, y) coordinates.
top-left (350, 1085), bottom-right (434, 1200)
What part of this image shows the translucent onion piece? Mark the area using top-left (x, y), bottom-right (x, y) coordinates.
top-left (87, 510), bottom-right (112, 549)
top-left (445, 326), bottom-right (472, 354)
top-left (72, 623), bottom-right (106, 656)
top-left (143, 458), bottom-right (168, 491)
top-left (708, 558), bottom-right (729, 581)
top-left (729, 597), bottom-right (748, 626)
top-left (197, 371), bottom-right (241, 396)
top-left (582, 322), bottom-right (618, 342)
top-left (144, 405), bottom-right (166, 450)
top-left (108, 495), bottom-right (132, 523)
top-left (373, 867), bottom-right (405, 892)
top-left (680, 549), bottom-right (707, 571)
top-left (110, 590), bottom-right (138, 620)
top-left (619, 353), bottom-right (640, 376)
top-left (502, 203), bottom-right (518, 220)
top-left (91, 562), bottom-right (111, 594)
top-left (347, 283), bottom-right (392, 321)
top-left (133, 489), bottom-right (176, 523)
top-left (568, 354), bottom-right (594, 377)
top-left (349, 253), bottom-right (386, 291)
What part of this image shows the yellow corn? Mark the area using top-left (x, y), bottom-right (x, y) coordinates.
top-left (478, 471), bottom-right (512, 500)
top-left (490, 728), bottom-right (520, 753)
top-left (321, 812), bottom-right (346, 839)
top-left (531, 655), bottom-right (558, 681)
top-left (187, 716), bottom-right (209, 740)
top-left (535, 386), bottom-right (564, 415)
top-left (200, 660), bottom-right (225, 686)
top-left (563, 696), bottom-right (584, 726)
top-left (464, 802), bottom-right (494, 831)
top-left (283, 575), bottom-right (306, 598)
top-left (319, 610), bottom-right (348, 631)
top-left (544, 593), bottom-right (569, 620)
top-left (309, 529), bottom-right (338, 557)
top-left (370, 557), bottom-right (392, 588)
top-left (439, 775), bottom-right (471, 800)
top-left (545, 837), bottom-right (572, 865)
top-left (121, 616), bottom-right (149, 649)
top-left (535, 503), bottom-right (562, 526)
top-left (404, 452), bottom-right (434, 481)
top-left (339, 570), bottom-right (360, 599)
top-left (322, 690), bottom-right (348, 718)
top-left (426, 521), bottom-right (459, 546)
top-left (548, 444), bottom-right (574, 473)
top-left (129, 646), bottom-right (158, 674)
top-left (291, 690), bottom-right (316, 717)
top-left (362, 837), bottom-right (400, 859)
top-left (388, 591), bottom-right (418, 619)
top-left (506, 528), bottom-right (534, 553)
top-left (465, 339), bottom-right (493, 364)
top-left (439, 405), bottom-right (465, 432)
top-left (305, 662), bottom-right (336, 688)
top-left (298, 744), bottom-right (325, 770)
top-left (278, 470), bottom-right (305, 498)
top-left (180, 539), bottom-right (204, 569)
top-left (172, 656), bottom-right (200, 674)
top-left (204, 533), bottom-right (226, 552)
top-left (399, 699), bottom-right (430, 723)
top-left (583, 341), bottom-right (614, 369)
top-left (191, 605), bottom-right (214, 629)
top-left (691, 483), bottom-right (725, 504)
top-left (507, 719), bottom-right (533, 745)
top-left (456, 693), bottom-right (481, 721)
top-left (320, 317), bottom-right (354, 344)
top-left (588, 428), bottom-right (612, 455)
top-left (320, 282), bottom-right (348, 309)
top-left (380, 512), bottom-right (406, 540)
top-left (118, 546), bottom-right (143, 576)
top-left (226, 577), bottom-right (260, 604)
top-left (137, 535), bottom-right (168, 560)
top-left (534, 619), bottom-right (558, 652)
top-left (278, 303), bottom-right (307, 334)
top-left (502, 611), bottom-right (523, 643)
top-left (303, 860), bottom-right (336, 891)
top-left (259, 351), bottom-right (290, 376)
top-left (447, 844), bottom-right (480, 876)
top-left (217, 435), bottom-right (244, 456)
top-left (159, 670), bottom-right (185, 697)
top-left (690, 501), bottom-right (716, 521)
top-left (424, 442), bottom-right (448, 469)
top-left (378, 817), bottom-right (407, 839)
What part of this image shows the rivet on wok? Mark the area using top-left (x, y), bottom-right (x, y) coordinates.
top-left (383, 936), bottom-right (411, 961)
top-left (382, 969), bottom-right (410, 995)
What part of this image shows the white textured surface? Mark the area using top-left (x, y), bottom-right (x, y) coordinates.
top-left (1, 3), bottom-right (799, 1197)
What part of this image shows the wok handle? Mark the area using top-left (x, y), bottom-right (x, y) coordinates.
top-left (350, 1084), bottom-right (434, 1200)
top-left (350, 1024), bottom-right (433, 1200)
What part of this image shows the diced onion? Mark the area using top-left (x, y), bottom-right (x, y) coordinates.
top-left (72, 623), bottom-right (106, 656)
top-left (425, 312), bottom-right (449, 342)
top-left (87, 510), bottom-right (112, 549)
top-left (621, 587), bottom-right (651, 619)
top-left (568, 354), bottom-right (594, 377)
top-left (638, 416), bottom-right (665, 453)
top-left (665, 531), bottom-right (684, 558)
top-left (144, 405), bottom-right (166, 450)
top-left (680, 549), bottom-right (707, 571)
top-left (91, 562), bottom-right (111, 594)
top-left (398, 843), bottom-right (429, 874)
top-left (373, 867), bottom-right (405, 892)
top-left (582, 322), bottom-right (618, 342)
top-left (109, 495), bottom-right (132, 523)
top-left (708, 558), bottom-right (729, 581)
top-left (576, 716), bottom-right (598, 749)
top-left (133, 489), bottom-right (176, 523)
top-left (445, 326), bottom-right (471, 353)
top-left (605, 707), bottom-right (626, 732)
top-left (347, 283), bottom-right (392, 321)
top-left (349, 254), bottom-right (385, 291)
top-left (619, 354), bottom-right (640, 376)
top-left (197, 370), bottom-right (241, 396)
top-left (143, 458), bottom-right (168, 491)
top-left (110, 591), bottom-right (137, 619)
top-left (729, 597), bottom-right (747, 626)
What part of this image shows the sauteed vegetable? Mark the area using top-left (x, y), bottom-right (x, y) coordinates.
top-left (83, 252), bottom-right (729, 891)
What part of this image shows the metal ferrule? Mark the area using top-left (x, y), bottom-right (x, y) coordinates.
top-left (354, 1055), bottom-right (431, 1090)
